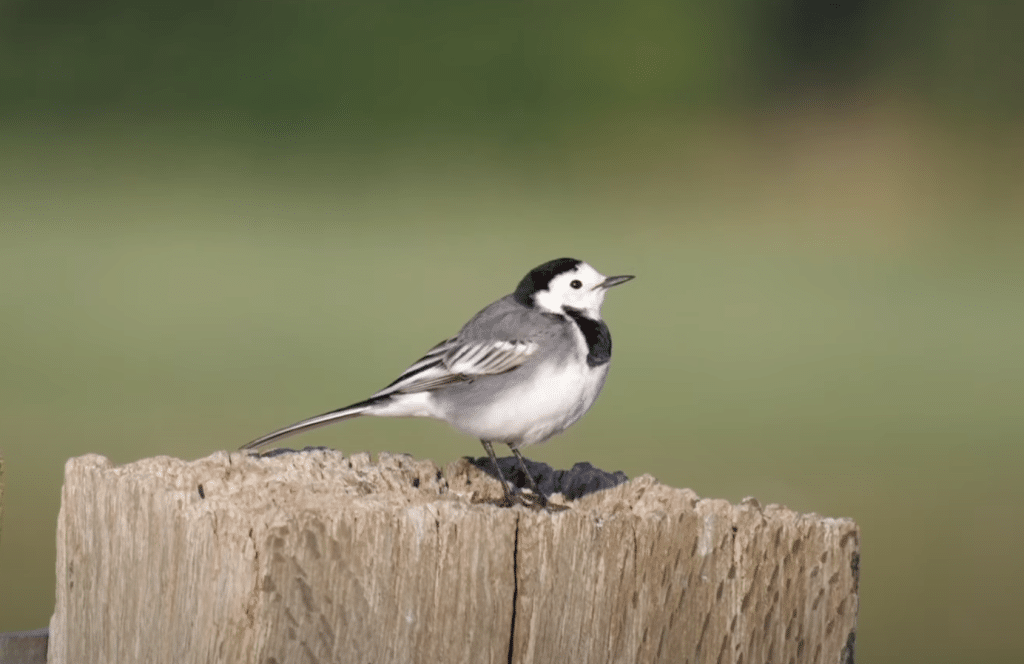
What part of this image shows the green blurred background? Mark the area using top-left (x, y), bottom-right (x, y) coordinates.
top-left (1, 1), bottom-right (1022, 661)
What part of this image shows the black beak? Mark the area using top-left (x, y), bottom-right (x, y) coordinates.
top-left (597, 274), bottom-right (635, 289)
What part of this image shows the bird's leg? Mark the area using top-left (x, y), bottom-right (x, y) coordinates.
top-left (509, 446), bottom-right (547, 507)
top-left (480, 440), bottom-right (519, 505)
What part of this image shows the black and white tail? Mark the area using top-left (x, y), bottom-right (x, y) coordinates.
top-left (241, 397), bottom-right (388, 450)
top-left (241, 337), bottom-right (456, 451)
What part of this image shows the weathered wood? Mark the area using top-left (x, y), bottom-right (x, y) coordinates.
top-left (49, 451), bottom-right (859, 664)
top-left (0, 629), bottom-right (48, 664)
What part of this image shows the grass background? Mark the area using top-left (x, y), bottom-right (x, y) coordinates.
top-left (2, 2), bottom-right (1024, 661)
top-left (2, 113), bottom-right (1022, 663)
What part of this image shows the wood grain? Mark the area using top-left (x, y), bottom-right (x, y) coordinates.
top-left (49, 451), bottom-right (858, 664)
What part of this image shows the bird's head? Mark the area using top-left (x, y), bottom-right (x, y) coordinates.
top-left (513, 258), bottom-right (634, 319)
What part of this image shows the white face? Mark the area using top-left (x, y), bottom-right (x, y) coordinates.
top-left (533, 262), bottom-right (611, 318)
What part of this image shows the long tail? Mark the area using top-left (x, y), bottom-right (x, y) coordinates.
top-left (241, 396), bottom-right (388, 451)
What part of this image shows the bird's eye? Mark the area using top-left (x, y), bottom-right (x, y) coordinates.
top-left (570, 280), bottom-right (583, 289)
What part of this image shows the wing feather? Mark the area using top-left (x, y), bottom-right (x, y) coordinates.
top-left (372, 338), bottom-right (537, 398)
top-left (447, 339), bottom-right (537, 375)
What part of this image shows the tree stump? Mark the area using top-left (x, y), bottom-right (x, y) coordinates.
top-left (48, 450), bottom-right (859, 664)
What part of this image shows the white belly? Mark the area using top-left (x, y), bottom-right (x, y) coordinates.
top-left (445, 361), bottom-right (609, 447)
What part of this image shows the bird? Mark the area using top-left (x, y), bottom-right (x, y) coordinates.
top-left (242, 257), bottom-right (634, 507)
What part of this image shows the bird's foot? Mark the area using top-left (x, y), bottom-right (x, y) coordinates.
top-left (494, 487), bottom-right (569, 512)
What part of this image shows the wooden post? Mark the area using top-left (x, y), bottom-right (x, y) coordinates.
top-left (49, 451), bottom-right (859, 664)
top-left (0, 629), bottom-right (48, 664)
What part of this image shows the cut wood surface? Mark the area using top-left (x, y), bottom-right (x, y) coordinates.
top-left (49, 451), bottom-right (859, 664)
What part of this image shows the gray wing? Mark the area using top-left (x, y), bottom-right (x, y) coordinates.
top-left (371, 337), bottom-right (538, 398)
